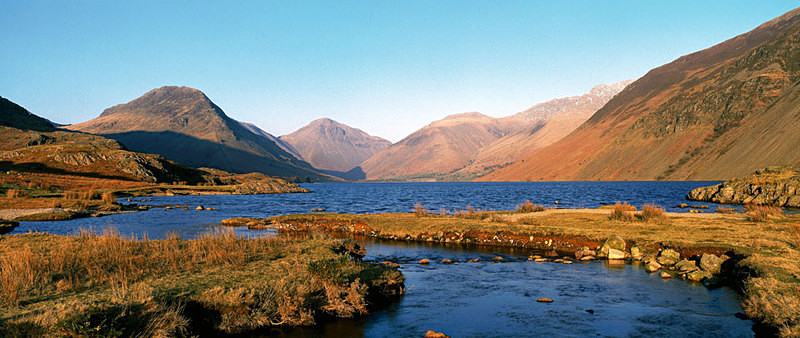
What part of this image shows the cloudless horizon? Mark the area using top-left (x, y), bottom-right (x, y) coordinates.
top-left (2, 1), bottom-right (798, 142)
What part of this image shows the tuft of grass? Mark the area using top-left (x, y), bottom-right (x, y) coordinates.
top-left (639, 204), bottom-right (669, 224)
top-left (101, 192), bottom-right (116, 205)
top-left (516, 200), bottom-right (545, 213)
top-left (745, 204), bottom-right (784, 222)
top-left (716, 207), bottom-right (737, 214)
top-left (413, 203), bottom-right (428, 217)
top-left (609, 202), bottom-right (635, 221)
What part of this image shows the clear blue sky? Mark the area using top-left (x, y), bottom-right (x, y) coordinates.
top-left (1, 1), bottom-right (797, 142)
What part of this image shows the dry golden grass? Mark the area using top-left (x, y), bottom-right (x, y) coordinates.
top-left (414, 203), bottom-right (428, 217)
top-left (640, 204), bottom-right (669, 224)
top-left (0, 231), bottom-right (403, 336)
top-left (516, 200), bottom-right (546, 213)
top-left (609, 202), bottom-right (636, 221)
top-left (745, 204), bottom-right (785, 222)
top-left (716, 206), bottom-right (737, 214)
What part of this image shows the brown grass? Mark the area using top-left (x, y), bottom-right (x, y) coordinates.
top-left (5, 189), bottom-right (25, 198)
top-left (609, 202), bottom-right (635, 221)
top-left (716, 207), bottom-right (737, 214)
top-left (0, 231), bottom-right (403, 335)
top-left (639, 204), bottom-right (669, 224)
top-left (414, 203), bottom-right (428, 217)
top-left (745, 204), bottom-right (785, 222)
top-left (516, 200), bottom-right (546, 213)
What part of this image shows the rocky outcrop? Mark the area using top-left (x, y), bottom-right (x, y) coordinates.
top-left (688, 167), bottom-right (800, 207)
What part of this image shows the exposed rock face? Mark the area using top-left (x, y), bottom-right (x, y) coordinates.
top-left (68, 86), bottom-right (329, 181)
top-left (483, 7), bottom-right (800, 181)
top-left (279, 118), bottom-right (391, 174)
top-left (688, 167), bottom-right (800, 207)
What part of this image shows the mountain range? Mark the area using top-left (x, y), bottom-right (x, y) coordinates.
top-left (67, 86), bottom-right (330, 181)
top-left (357, 80), bottom-right (632, 181)
top-left (482, 7), bottom-right (800, 181)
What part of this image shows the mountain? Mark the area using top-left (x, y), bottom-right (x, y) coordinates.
top-left (0, 96), bottom-right (56, 131)
top-left (67, 86), bottom-right (330, 181)
top-left (278, 118), bottom-right (391, 177)
top-left (238, 121), bottom-right (302, 160)
top-left (358, 112), bottom-right (508, 180)
top-left (483, 7), bottom-right (800, 181)
top-left (459, 80), bottom-right (633, 175)
top-left (357, 81), bottom-right (630, 181)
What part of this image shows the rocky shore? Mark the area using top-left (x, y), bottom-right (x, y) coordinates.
top-left (688, 166), bottom-right (800, 207)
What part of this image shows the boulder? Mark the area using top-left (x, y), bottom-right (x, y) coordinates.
top-left (599, 235), bottom-right (626, 257)
top-left (536, 297), bottom-right (554, 303)
top-left (418, 259), bottom-right (430, 265)
top-left (196, 206), bottom-right (205, 210)
top-left (674, 259), bottom-right (699, 273)
top-left (492, 256), bottom-right (505, 262)
top-left (630, 246), bottom-right (644, 260)
top-left (607, 248), bottom-right (626, 260)
top-left (425, 330), bottom-right (450, 338)
top-left (687, 270), bottom-right (713, 282)
top-left (699, 253), bottom-right (723, 275)
top-left (657, 249), bottom-right (680, 266)
top-left (580, 256), bottom-right (595, 261)
top-left (441, 259), bottom-right (453, 264)
top-left (641, 253), bottom-right (658, 264)
top-left (644, 261), bottom-right (662, 273)
top-left (467, 258), bottom-right (480, 263)
top-left (660, 271), bottom-right (671, 279)
top-left (534, 258), bottom-right (549, 263)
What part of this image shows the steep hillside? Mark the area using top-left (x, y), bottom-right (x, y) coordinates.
top-left (460, 80), bottom-right (633, 175)
top-left (0, 96), bottom-right (55, 131)
top-left (67, 86), bottom-right (329, 181)
top-left (359, 113), bottom-right (507, 180)
top-left (484, 7), bottom-right (800, 181)
top-left (279, 118), bottom-right (391, 175)
top-left (239, 121), bottom-right (302, 160)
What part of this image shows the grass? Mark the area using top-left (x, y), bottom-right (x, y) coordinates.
top-left (0, 231), bottom-right (403, 336)
top-left (716, 207), bottom-right (737, 214)
top-left (745, 204), bottom-right (785, 222)
top-left (639, 204), bottom-right (669, 224)
top-left (266, 209), bottom-right (800, 336)
top-left (608, 202), bottom-right (636, 221)
top-left (516, 200), bottom-right (546, 213)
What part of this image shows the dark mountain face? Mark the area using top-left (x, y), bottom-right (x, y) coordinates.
top-left (68, 86), bottom-right (331, 181)
top-left (0, 96), bottom-right (56, 132)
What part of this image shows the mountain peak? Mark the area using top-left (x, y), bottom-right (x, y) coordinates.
top-left (442, 112), bottom-right (491, 121)
top-left (100, 86), bottom-right (216, 118)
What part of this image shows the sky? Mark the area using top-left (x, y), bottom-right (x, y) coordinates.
top-left (1, 1), bottom-right (798, 142)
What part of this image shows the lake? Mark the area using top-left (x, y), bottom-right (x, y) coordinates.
top-left (9, 182), bottom-right (756, 336)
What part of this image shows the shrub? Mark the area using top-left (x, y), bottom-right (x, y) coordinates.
top-left (516, 201), bottom-right (545, 213)
top-left (609, 202), bottom-right (635, 221)
top-left (640, 204), bottom-right (668, 224)
top-left (745, 204), bottom-right (784, 222)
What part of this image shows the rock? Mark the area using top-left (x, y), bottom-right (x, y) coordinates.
top-left (441, 259), bottom-right (453, 264)
top-left (562, 260), bottom-right (573, 264)
top-left (467, 258), bottom-right (480, 263)
top-left (580, 256), bottom-right (595, 261)
top-left (196, 206), bottom-right (204, 210)
top-left (534, 258), bottom-right (549, 262)
top-left (380, 261), bottom-right (399, 268)
top-left (575, 248), bottom-right (597, 259)
top-left (699, 253), bottom-right (722, 275)
top-left (491, 256), bottom-right (504, 262)
top-left (703, 277), bottom-right (723, 289)
top-left (607, 248), bottom-right (626, 260)
top-left (418, 259), bottom-right (430, 265)
top-left (660, 271), bottom-right (671, 279)
top-left (630, 246), bottom-right (644, 260)
top-left (674, 259), bottom-right (699, 273)
top-left (599, 235), bottom-right (626, 257)
top-left (657, 249), bottom-right (680, 266)
top-left (641, 253), bottom-right (658, 264)
top-left (645, 261), bottom-right (662, 273)
top-left (425, 330), bottom-right (450, 338)
top-left (536, 297), bottom-right (554, 303)
top-left (687, 270), bottom-right (713, 282)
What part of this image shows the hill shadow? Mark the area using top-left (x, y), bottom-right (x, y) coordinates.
top-left (101, 131), bottom-right (331, 182)
top-left (320, 167), bottom-right (366, 181)
top-left (0, 161), bottom-right (135, 181)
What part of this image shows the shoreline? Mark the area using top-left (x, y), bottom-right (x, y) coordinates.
top-left (224, 208), bottom-right (799, 336)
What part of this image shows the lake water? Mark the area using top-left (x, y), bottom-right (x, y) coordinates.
top-left (11, 181), bottom-right (733, 238)
top-left (9, 182), bottom-right (756, 336)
